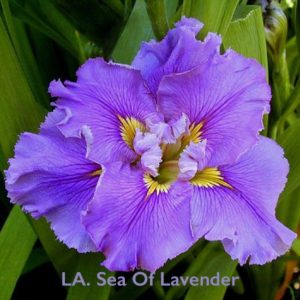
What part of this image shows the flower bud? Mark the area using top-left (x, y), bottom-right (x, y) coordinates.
top-left (264, 1), bottom-right (287, 62)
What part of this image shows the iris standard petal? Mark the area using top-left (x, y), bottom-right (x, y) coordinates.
top-left (82, 162), bottom-right (194, 271)
top-left (158, 50), bottom-right (271, 166)
top-left (132, 17), bottom-right (221, 94)
top-left (49, 58), bottom-right (157, 164)
top-left (5, 110), bottom-right (101, 252)
top-left (190, 137), bottom-right (296, 265)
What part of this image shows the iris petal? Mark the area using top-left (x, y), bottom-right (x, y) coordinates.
top-left (132, 17), bottom-right (221, 94)
top-left (5, 110), bottom-right (99, 252)
top-left (49, 58), bottom-right (158, 164)
top-left (158, 50), bottom-right (270, 166)
top-left (190, 137), bottom-right (296, 264)
top-left (82, 162), bottom-right (194, 271)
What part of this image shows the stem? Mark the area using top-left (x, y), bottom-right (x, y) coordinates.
top-left (269, 121), bottom-right (278, 140)
top-left (75, 31), bottom-right (86, 64)
top-left (268, 50), bottom-right (292, 137)
top-left (270, 50), bottom-right (291, 118)
top-left (145, 0), bottom-right (169, 40)
top-left (276, 80), bottom-right (300, 135)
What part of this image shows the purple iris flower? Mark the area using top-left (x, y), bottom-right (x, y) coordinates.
top-left (5, 17), bottom-right (296, 271)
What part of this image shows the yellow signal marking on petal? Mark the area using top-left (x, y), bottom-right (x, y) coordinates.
top-left (118, 116), bottom-right (145, 149)
top-left (90, 169), bottom-right (102, 176)
top-left (190, 167), bottom-right (232, 189)
top-left (189, 122), bottom-right (203, 143)
top-left (181, 122), bottom-right (203, 148)
top-left (143, 173), bottom-right (171, 197)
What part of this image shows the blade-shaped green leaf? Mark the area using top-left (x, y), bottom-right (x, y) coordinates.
top-left (296, 0), bottom-right (300, 55)
top-left (276, 119), bottom-right (300, 231)
top-left (52, 0), bottom-right (122, 56)
top-left (112, 0), bottom-right (153, 63)
top-left (13, 21), bottom-right (50, 107)
top-left (166, 242), bottom-right (222, 300)
top-left (66, 254), bottom-right (113, 300)
top-left (145, 0), bottom-right (169, 40)
top-left (185, 243), bottom-right (238, 300)
top-left (292, 239), bottom-right (300, 256)
top-left (10, 0), bottom-right (81, 58)
top-left (223, 4), bottom-right (269, 134)
top-left (22, 247), bottom-right (49, 275)
top-left (29, 217), bottom-right (80, 275)
top-left (247, 264), bottom-right (277, 300)
top-left (0, 10), bottom-right (78, 288)
top-left (223, 5), bottom-right (268, 71)
top-left (0, 16), bottom-right (44, 170)
top-left (286, 37), bottom-right (300, 86)
top-left (182, 0), bottom-right (192, 17)
top-left (277, 186), bottom-right (300, 232)
top-left (1, 0), bottom-right (49, 107)
top-left (0, 206), bottom-right (36, 300)
top-left (166, 0), bottom-right (179, 20)
top-left (277, 119), bottom-right (300, 198)
top-left (189, 0), bottom-right (239, 38)
top-left (101, 0), bottom-right (124, 17)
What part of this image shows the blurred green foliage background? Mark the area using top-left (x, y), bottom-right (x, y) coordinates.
top-left (0, 0), bottom-right (300, 299)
